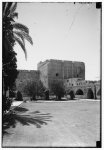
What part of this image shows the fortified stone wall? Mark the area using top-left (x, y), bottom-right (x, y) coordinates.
top-left (15, 59), bottom-right (100, 100)
top-left (64, 78), bottom-right (82, 87)
top-left (63, 61), bottom-right (85, 79)
top-left (48, 60), bottom-right (64, 90)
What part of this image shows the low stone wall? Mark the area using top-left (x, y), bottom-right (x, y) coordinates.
top-left (75, 95), bottom-right (86, 99)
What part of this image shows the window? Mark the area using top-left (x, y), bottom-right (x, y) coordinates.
top-left (56, 73), bottom-right (59, 76)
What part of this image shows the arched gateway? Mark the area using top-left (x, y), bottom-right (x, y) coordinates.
top-left (76, 89), bottom-right (84, 95)
top-left (87, 88), bottom-right (94, 99)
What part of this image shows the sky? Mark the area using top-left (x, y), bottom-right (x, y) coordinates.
top-left (14, 2), bottom-right (101, 81)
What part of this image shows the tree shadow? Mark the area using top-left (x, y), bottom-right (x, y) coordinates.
top-left (2, 108), bottom-right (53, 136)
top-left (29, 111), bottom-right (51, 116)
top-left (13, 106), bottom-right (29, 113)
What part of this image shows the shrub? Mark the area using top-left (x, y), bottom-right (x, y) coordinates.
top-left (69, 91), bottom-right (75, 100)
top-left (16, 91), bottom-right (23, 101)
top-left (51, 81), bottom-right (65, 100)
top-left (23, 80), bottom-right (45, 100)
top-left (2, 96), bottom-right (12, 114)
top-left (44, 89), bottom-right (49, 100)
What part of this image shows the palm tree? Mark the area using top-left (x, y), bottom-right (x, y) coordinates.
top-left (2, 2), bottom-right (33, 112)
top-left (3, 2), bottom-right (33, 60)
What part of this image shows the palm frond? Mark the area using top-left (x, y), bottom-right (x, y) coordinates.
top-left (3, 2), bottom-right (6, 13)
top-left (13, 23), bottom-right (29, 34)
top-left (10, 3), bottom-right (17, 15)
top-left (10, 12), bottom-right (18, 19)
top-left (13, 31), bottom-right (25, 46)
top-left (20, 31), bottom-right (33, 45)
top-left (3, 2), bottom-right (8, 17)
top-left (14, 35), bottom-right (27, 59)
top-left (5, 2), bottom-right (13, 17)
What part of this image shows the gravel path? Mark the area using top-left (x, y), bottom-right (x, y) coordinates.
top-left (11, 101), bottom-right (23, 107)
top-left (3, 100), bottom-right (100, 147)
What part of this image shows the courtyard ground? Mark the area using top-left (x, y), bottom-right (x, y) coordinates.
top-left (2, 99), bottom-right (100, 147)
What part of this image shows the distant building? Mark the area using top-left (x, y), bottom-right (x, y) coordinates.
top-left (37, 59), bottom-right (85, 90)
top-left (64, 78), bottom-right (101, 99)
top-left (16, 59), bottom-right (101, 99)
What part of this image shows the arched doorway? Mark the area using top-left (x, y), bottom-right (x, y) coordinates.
top-left (76, 89), bottom-right (84, 95)
top-left (87, 88), bottom-right (94, 99)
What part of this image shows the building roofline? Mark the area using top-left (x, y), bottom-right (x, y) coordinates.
top-left (38, 59), bottom-right (85, 66)
top-left (18, 69), bottom-right (39, 72)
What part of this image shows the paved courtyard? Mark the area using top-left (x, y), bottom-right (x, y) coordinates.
top-left (3, 99), bottom-right (100, 147)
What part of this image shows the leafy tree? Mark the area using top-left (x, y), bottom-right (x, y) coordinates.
top-left (51, 81), bottom-right (65, 100)
top-left (2, 96), bottom-right (12, 113)
top-left (23, 80), bottom-right (45, 100)
top-left (36, 81), bottom-right (46, 97)
top-left (23, 81), bottom-right (37, 100)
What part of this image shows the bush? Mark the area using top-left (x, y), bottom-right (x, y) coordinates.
top-left (31, 94), bottom-right (36, 101)
top-left (2, 96), bottom-right (12, 114)
top-left (69, 91), bottom-right (75, 100)
top-left (9, 90), bottom-right (15, 98)
top-left (44, 90), bottom-right (49, 100)
top-left (16, 91), bottom-right (23, 101)
top-left (51, 81), bottom-right (65, 100)
top-left (23, 80), bottom-right (45, 100)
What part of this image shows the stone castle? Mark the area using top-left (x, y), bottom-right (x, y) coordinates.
top-left (16, 59), bottom-right (101, 99)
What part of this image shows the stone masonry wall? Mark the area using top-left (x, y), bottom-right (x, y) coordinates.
top-left (37, 60), bottom-right (49, 89)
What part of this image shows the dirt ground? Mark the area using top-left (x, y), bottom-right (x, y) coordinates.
top-left (2, 99), bottom-right (100, 147)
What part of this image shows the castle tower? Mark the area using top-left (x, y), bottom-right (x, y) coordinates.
top-left (37, 59), bottom-right (85, 90)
